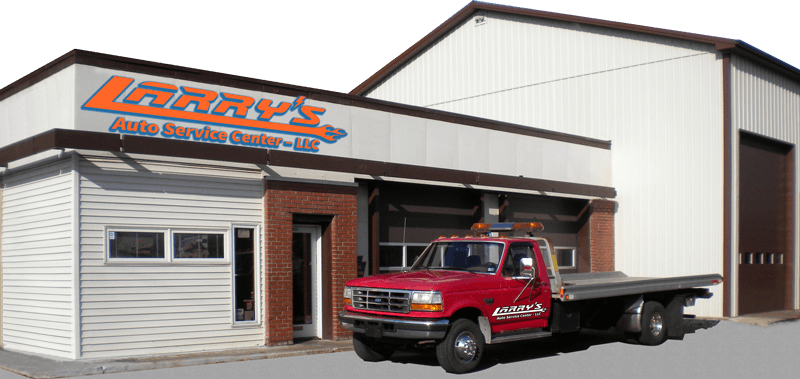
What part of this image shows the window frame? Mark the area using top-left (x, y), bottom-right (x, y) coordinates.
top-left (502, 242), bottom-right (536, 278)
top-left (554, 246), bottom-right (577, 269)
top-left (105, 227), bottom-right (169, 264)
top-left (231, 224), bottom-right (262, 327)
top-left (171, 230), bottom-right (229, 263)
top-left (104, 226), bottom-right (231, 265)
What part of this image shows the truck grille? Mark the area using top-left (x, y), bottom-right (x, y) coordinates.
top-left (351, 288), bottom-right (411, 313)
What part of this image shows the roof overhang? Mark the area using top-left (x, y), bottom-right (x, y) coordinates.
top-left (0, 129), bottom-right (616, 198)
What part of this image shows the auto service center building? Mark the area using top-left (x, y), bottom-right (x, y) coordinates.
top-left (0, 1), bottom-right (798, 361)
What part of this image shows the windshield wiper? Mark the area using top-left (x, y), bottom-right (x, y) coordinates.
top-left (428, 267), bottom-right (473, 272)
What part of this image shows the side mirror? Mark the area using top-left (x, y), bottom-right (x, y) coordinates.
top-left (519, 257), bottom-right (536, 278)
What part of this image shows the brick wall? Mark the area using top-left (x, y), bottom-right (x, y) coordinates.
top-left (578, 199), bottom-right (616, 272)
top-left (588, 200), bottom-right (615, 272)
top-left (263, 180), bottom-right (358, 345)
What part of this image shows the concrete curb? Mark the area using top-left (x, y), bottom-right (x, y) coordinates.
top-left (727, 310), bottom-right (800, 327)
top-left (0, 340), bottom-right (354, 379)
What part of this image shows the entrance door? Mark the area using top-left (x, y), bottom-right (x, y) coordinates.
top-left (738, 132), bottom-right (793, 315)
top-left (292, 225), bottom-right (322, 338)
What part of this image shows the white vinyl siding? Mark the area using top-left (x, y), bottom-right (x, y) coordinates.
top-left (366, 12), bottom-right (725, 316)
top-left (730, 55), bottom-right (800, 311)
top-left (1, 158), bottom-right (75, 358)
top-left (78, 155), bottom-right (264, 359)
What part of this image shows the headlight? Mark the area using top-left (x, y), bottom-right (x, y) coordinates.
top-left (344, 286), bottom-right (352, 305)
top-left (410, 291), bottom-right (443, 312)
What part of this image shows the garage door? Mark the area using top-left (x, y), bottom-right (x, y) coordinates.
top-left (738, 132), bottom-right (794, 315)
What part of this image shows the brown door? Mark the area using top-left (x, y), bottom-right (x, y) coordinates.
top-left (738, 132), bottom-right (793, 315)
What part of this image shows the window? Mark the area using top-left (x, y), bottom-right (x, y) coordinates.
top-left (106, 228), bottom-right (228, 263)
top-left (412, 241), bottom-right (504, 274)
top-left (555, 246), bottom-right (576, 269)
top-left (503, 242), bottom-right (535, 277)
top-left (108, 230), bottom-right (166, 260)
top-left (174, 232), bottom-right (225, 259)
top-left (233, 227), bottom-right (259, 324)
top-left (379, 243), bottom-right (429, 273)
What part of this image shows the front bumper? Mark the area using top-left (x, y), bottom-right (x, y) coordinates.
top-left (339, 310), bottom-right (450, 339)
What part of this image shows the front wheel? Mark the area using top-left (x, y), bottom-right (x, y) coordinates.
top-left (352, 333), bottom-right (394, 362)
top-left (638, 301), bottom-right (668, 345)
top-left (436, 319), bottom-right (485, 373)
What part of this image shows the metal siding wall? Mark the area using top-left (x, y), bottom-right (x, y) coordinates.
top-left (78, 156), bottom-right (264, 359)
top-left (1, 159), bottom-right (75, 358)
top-left (731, 55), bottom-right (800, 312)
top-left (0, 66), bottom-right (76, 147)
top-left (367, 12), bottom-right (725, 316)
top-left (731, 56), bottom-right (800, 141)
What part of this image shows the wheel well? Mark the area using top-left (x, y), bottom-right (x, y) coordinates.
top-left (450, 307), bottom-right (482, 322)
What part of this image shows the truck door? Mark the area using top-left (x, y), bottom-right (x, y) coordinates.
top-left (491, 242), bottom-right (552, 332)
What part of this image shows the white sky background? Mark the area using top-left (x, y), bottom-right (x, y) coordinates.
top-left (1, 0), bottom-right (799, 94)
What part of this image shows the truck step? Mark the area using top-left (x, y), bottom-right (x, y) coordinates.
top-left (491, 329), bottom-right (552, 344)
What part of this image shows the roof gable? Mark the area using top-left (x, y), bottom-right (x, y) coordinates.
top-left (350, 1), bottom-right (799, 96)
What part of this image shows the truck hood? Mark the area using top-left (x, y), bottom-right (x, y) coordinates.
top-left (346, 270), bottom-right (501, 292)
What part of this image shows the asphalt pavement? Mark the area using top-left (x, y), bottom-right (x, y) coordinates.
top-left (0, 311), bottom-right (798, 379)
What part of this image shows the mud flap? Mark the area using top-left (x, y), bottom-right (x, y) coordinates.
top-left (666, 295), bottom-right (686, 340)
top-left (478, 316), bottom-right (492, 344)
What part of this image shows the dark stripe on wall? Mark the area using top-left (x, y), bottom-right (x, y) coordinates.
top-left (0, 129), bottom-right (616, 199)
top-left (722, 53), bottom-right (732, 317)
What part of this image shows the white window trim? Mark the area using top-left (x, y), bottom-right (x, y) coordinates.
top-left (378, 242), bottom-right (430, 272)
top-left (104, 227), bottom-right (169, 264)
top-left (171, 229), bottom-right (231, 264)
top-left (231, 224), bottom-right (262, 327)
top-left (104, 226), bottom-right (231, 265)
top-left (555, 246), bottom-right (577, 269)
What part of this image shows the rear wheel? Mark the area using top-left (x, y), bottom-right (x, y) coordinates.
top-left (638, 301), bottom-right (668, 345)
top-left (436, 319), bottom-right (485, 373)
top-left (352, 333), bottom-right (394, 362)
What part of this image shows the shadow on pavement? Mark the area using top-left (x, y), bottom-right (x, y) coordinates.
top-left (684, 317), bottom-right (720, 333)
top-left (383, 317), bottom-right (721, 373)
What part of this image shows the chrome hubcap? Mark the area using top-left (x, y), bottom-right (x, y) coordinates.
top-left (453, 331), bottom-right (477, 363)
top-left (650, 312), bottom-right (663, 335)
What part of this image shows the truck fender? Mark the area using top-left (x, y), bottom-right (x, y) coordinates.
top-left (616, 295), bottom-right (644, 333)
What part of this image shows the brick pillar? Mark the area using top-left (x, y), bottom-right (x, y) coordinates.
top-left (578, 199), bottom-right (616, 272)
top-left (264, 180), bottom-right (358, 345)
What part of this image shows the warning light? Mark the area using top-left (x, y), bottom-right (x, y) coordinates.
top-left (470, 223), bottom-right (492, 232)
top-left (470, 222), bottom-right (544, 236)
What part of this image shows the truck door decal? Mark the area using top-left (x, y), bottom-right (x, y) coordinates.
top-left (491, 302), bottom-right (547, 320)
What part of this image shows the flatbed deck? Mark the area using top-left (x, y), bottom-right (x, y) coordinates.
top-left (558, 271), bottom-right (723, 301)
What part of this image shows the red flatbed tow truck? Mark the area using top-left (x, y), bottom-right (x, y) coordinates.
top-left (340, 222), bottom-right (722, 373)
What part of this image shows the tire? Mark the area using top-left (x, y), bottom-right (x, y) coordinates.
top-left (352, 333), bottom-right (394, 362)
top-left (638, 301), bottom-right (668, 345)
top-left (436, 319), bottom-right (485, 373)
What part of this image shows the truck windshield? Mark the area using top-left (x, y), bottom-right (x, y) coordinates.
top-left (411, 241), bottom-right (505, 274)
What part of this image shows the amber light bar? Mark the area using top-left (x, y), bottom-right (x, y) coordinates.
top-left (470, 222), bottom-right (544, 236)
